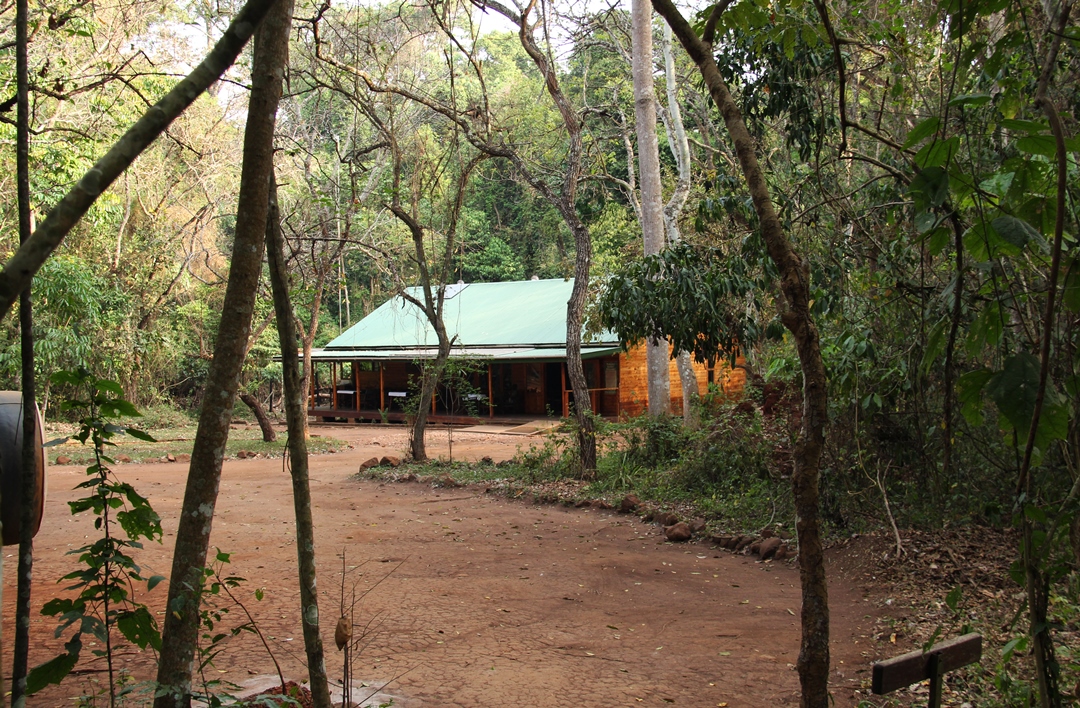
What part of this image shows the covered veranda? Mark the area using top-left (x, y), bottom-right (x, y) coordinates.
top-left (306, 345), bottom-right (623, 425)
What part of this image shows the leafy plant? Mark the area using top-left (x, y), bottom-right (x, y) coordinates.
top-left (28, 368), bottom-right (164, 706)
top-left (191, 549), bottom-right (285, 708)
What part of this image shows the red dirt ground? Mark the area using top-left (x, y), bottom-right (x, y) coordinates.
top-left (3, 423), bottom-right (889, 707)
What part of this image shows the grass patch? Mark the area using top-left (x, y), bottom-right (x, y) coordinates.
top-left (46, 420), bottom-right (347, 465)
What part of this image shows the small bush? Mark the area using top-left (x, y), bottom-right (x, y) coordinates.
top-left (515, 423), bottom-right (581, 482)
top-left (608, 413), bottom-right (690, 470)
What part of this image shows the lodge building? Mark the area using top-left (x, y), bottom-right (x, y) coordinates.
top-left (306, 278), bottom-right (744, 424)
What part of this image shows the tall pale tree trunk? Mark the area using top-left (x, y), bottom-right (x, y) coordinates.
top-left (632, 0), bottom-right (671, 416)
top-left (265, 175), bottom-right (333, 708)
top-left (659, 23), bottom-right (700, 423)
top-left (153, 0), bottom-right (290, 702)
top-left (652, 1), bottom-right (830, 705)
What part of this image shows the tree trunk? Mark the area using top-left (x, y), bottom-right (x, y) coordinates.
top-left (1020, 8), bottom-right (1072, 705)
top-left (153, 0), bottom-right (290, 702)
top-left (300, 338), bottom-right (314, 437)
top-left (508, 3), bottom-right (596, 472)
top-left (410, 338), bottom-right (451, 462)
top-left (632, 0), bottom-right (672, 416)
top-left (12, 0), bottom-right (33, 697)
top-left (675, 351), bottom-right (699, 425)
top-left (565, 272), bottom-right (597, 472)
top-left (658, 23), bottom-right (699, 424)
top-left (240, 393), bottom-right (277, 442)
top-left (651, 2), bottom-right (830, 705)
top-left (265, 174), bottom-right (333, 708)
top-left (0, 0), bottom-right (284, 322)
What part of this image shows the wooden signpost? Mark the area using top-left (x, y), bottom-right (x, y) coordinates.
top-left (872, 633), bottom-right (982, 708)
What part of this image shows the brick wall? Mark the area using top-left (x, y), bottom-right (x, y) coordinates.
top-left (618, 344), bottom-right (745, 418)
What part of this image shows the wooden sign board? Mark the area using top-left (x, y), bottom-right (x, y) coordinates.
top-left (873, 633), bottom-right (982, 696)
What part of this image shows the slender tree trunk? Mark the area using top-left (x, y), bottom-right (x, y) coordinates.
top-left (0, 0), bottom-right (283, 322)
top-left (300, 338), bottom-right (314, 436)
top-left (503, 1), bottom-right (597, 471)
top-left (1020, 7), bottom-right (1072, 705)
top-left (565, 267), bottom-right (596, 471)
top-left (240, 393), bottom-right (277, 442)
top-left (12, 0), bottom-right (33, 698)
top-left (265, 175), bottom-right (333, 708)
top-left (652, 2), bottom-right (830, 705)
top-left (153, 0), bottom-right (289, 702)
top-left (410, 337), bottom-right (451, 462)
top-left (941, 217), bottom-right (964, 507)
top-left (659, 23), bottom-right (700, 424)
top-left (632, 0), bottom-right (671, 416)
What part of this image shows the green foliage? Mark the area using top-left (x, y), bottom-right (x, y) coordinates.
top-left (600, 242), bottom-right (777, 367)
top-left (189, 549), bottom-right (277, 707)
top-left (586, 404), bottom-right (787, 532)
top-left (459, 236), bottom-right (526, 283)
top-left (513, 420), bottom-right (591, 482)
top-left (709, 0), bottom-right (834, 160)
top-left (28, 369), bottom-right (163, 700)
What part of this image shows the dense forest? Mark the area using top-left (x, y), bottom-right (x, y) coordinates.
top-left (0, 0), bottom-right (1078, 704)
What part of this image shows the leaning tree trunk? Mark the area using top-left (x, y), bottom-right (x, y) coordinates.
top-left (240, 393), bottom-right (277, 442)
top-left (265, 174), bottom-right (333, 708)
top-left (512, 4), bottom-right (596, 472)
top-left (410, 334), bottom-right (451, 462)
top-left (652, 1), bottom-right (830, 705)
top-left (153, 0), bottom-right (290, 702)
top-left (632, 0), bottom-right (672, 416)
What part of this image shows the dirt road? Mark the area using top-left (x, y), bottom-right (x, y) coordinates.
top-left (4, 423), bottom-right (880, 706)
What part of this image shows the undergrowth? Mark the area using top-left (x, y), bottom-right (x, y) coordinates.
top-left (380, 396), bottom-right (797, 536)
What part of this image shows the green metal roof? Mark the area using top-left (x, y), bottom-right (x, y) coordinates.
top-left (324, 279), bottom-right (617, 352)
top-left (309, 345), bottom-right (622, 362)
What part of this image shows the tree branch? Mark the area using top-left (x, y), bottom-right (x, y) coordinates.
top-left (0, 0), bottom-right (282, 322)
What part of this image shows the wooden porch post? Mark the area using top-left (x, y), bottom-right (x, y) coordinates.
top-left (487, 364), bottom-right (494, 418)
top-left (353, 361), bottom-right (360, 412)
top-left (379, 361), bottom-right (385, 413)
top-left (331, 361), bottom-right (338, 410)
top-left (561, 364), bottom-right (568, 417)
